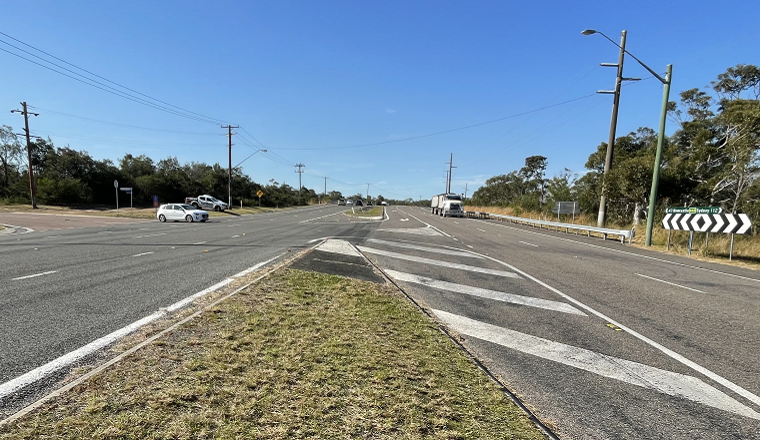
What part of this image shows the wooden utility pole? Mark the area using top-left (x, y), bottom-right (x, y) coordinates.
top-left (294, 163), bottom-right (305, 190)
top-left (445, 153), bottom-right (456, 194)
top-left (324, 177), bottom-right (328, 204)
top-left (11, 102), bottom-right (39, 208)
top-left (222, 124), bottom-right (239, 209)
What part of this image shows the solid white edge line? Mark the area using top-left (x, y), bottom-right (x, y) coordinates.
top-left (11, 270), bottom-right (57, 281)
top-left (396, 207), bottom-right (451, 237)
top-left (0, 253), bottom-right (286, 404)
top-left (480, 219), bottom-right (760, 284)
top-left (472, 250), bottom-right (760, 409)
top-left (131, 252), bottom-right (154, 258)
top-left (635, 273), bottom-right (705, 293)
top-left (231, 255), bottom-right (282, 278)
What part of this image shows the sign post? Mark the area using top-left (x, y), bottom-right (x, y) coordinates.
top-left (114, 180), bottom-right (119, 212)
top-left (662, 207), bottom-right (751, 259)
top-left (257, 190), bottom-right (264, 207)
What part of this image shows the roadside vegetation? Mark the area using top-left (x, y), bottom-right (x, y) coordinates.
top-left (465, 64), bottom-right (760, 265)
top-left (0, 269), bottom-right (546, 439)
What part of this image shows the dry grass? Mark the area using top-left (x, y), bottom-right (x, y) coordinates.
top-left (465, 205), bottom-right (760, 270)
top-left (0, 269), bottom-right (545, 439)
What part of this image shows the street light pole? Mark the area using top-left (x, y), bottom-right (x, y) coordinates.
top-left (645, 64), bottom-right (673, 246)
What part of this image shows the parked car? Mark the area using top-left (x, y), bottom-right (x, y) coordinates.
top-left (338, 199), bottom-right (347, 206)
top-left (185, 195), bottom-right (228, 212)
top-left (157, 204), bottom-right (209, 223)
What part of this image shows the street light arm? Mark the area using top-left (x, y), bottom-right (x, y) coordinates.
top-left (587, 30), bottom-right (668, 84)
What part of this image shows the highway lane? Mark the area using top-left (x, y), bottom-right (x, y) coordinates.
top-left (0, 205), bottom-right (374, 412)
top-left (359, 206), bottom-right (760, 439)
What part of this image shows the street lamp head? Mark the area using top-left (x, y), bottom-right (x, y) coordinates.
top-left (581, 29), bottom-right (597, 36)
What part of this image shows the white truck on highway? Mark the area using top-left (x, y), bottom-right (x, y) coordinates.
top-left (431, 193), bottom-right (464, 217)
top-left (185, 195), bottom-right (229, 212)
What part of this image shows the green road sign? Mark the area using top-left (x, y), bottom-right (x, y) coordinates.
top-left (665, 206), bottom-right (722, 214)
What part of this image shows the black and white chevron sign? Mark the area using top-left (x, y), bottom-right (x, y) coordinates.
top-left (662, 213), bottom-right (752, 234)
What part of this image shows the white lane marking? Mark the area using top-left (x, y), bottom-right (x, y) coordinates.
top-left (375, 227), bottom-right (443, 236)
top-left (231, 255), bottom-right (281, 278)
top-left (357, 246), bottom-right (521, 279)
top-left (395, 208), bottom-right (451, 237)
top-left (231, 235), bottom-right (240, 238)
top-left (635, 273), bottom-right (705, 293)
top-left (400, 218), bottom-right (409, 222)
top-left (227, 224), bottom-right (240, 228)
top-left (366, 238), bottom-right (482, 258)
top-left (483, 220), bottom-right (760, 285)
top-left (477, 228), bottom-right (486, 233)
top-left (0, 254), bottom-right (287, 402)
top-left (131, 252), bottom-right (154, 258)
top-left (193, 241), bottom-right (207, 245)
top-left (520, 241), bottom-right (539, 247)
top-left (387, 270), bottom-right (584, 316)
top-left (474, 251), bottom-right (760, 409)
top-left (0, 311), bottom-right (165, 401)
top-left (317, 239), bottom-right (362, 257)
top-left (466, 245), bottom-right (474, 249)
top-left (433, 309), bottom-right (760, 420)
top-left (134, 232), bottom-right (166, 239)
top-left (11, 270), bottom-right (57, 281)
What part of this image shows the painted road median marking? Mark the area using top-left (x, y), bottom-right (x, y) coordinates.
top-left (433, 309), bottom-right (760, 420)
top-left (366, 238), bottom-right (482, 258)
top-left (357, 246), bottom-right (521, 279)
top-left (635, 273), bottom-right (705, 293)
top-left (387, 270), bottom-right (585, 316)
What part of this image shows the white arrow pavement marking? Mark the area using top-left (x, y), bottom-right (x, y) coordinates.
top-left (387, 270), bottom-right (585, 316)
top-left (662, 213), bottom-right (672, 229)
top-left (671, 213), bottom-right (682, 230)
top-left (433, 309), bottom-right (760, 420)
top-left (357, 246), bottom-right (521, 278)
top-left (679, 214), bottom-right (692, 231)
top-left (737, 213), bottom-right (752, 234)
top-left (710, 214), bottom-right (725, 233)
top-left (11, 270), bottom-right (57, 281)
top-left (366, 238), bottom-right (482, 258)
top-left (725, 215), bottom-right (738, 233)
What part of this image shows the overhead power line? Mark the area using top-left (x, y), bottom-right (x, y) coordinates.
top-left (0, 32), bottom-right (229, 125)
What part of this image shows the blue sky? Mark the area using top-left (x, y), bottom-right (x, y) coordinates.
top-left (1, 1), bottom-right (758, 202)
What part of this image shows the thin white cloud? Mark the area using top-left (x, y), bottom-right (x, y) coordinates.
top-left (386, 108), bottom-right (396, 114)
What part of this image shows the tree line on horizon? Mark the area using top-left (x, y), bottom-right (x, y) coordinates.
top-left (470, 64), bottom-right (760, 230)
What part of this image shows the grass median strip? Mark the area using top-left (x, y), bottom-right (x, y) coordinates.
top-left (0, 269), bottom-right (546, 439)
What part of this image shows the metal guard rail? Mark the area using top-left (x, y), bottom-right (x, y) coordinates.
top-left (465, 211), bottom-right (634, 244)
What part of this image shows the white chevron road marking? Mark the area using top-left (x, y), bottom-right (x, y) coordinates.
top-left (433, 309), bottom-right (760, 420)
top-left (357, 246), bottom-right (521, 278)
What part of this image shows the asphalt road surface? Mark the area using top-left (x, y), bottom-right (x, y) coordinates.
top-left (0, 205), bottom-right (371, 415)
top-left (3, 204), bottom-right (759, 439)
top-left (350, 206), bottom-right (760, 439)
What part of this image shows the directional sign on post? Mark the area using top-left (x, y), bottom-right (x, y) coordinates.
top-left (662, 213), bottom-right (751, 234)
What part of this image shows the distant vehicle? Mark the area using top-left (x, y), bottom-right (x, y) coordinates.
top-left (338, 199), bottom-right (347, 206)
top-left (380, 201), bottom-right (388, 206)
top-left (346, 200), bottom-right (354, 206)
top-left (431, 193), bottom-right (464, 217)
top-left (367, 201), bottom-right (373, 206)
top-left (157, 204), bottom-right (209, 223)
top-left (355, 199), bottom-right (364, 207)
top-left (185, 195), bottom-right (228, 212)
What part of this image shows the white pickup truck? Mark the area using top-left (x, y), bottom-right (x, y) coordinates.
top-left (185, 195), bottom-right (228, 212)
top-left (431, 193), bottom-right (464, 217)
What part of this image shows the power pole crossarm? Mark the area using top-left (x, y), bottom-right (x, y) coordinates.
top-left (294, 164), bottom-right (305, 191)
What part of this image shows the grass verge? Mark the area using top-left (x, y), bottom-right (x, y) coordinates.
top-left (0, 269), bottom-right (546, 439)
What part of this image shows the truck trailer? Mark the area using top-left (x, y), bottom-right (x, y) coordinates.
top-left (431, 193), bottom-right (464, 217)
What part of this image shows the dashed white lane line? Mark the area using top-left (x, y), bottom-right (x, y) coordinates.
top-left (134, 232), bottom-right (166, 239)
top-left (433, 309), bottom-right (760, 420)
top-left (11, 270), bottom-right (57, 281)
top-left (387, 270), bottom-right (585, 316)
top-left (231, 235), bottom-right (240, 238)
top-left (476, 251), bottom-right (760, 409)
top-left (366, 238), bottom-right (482, 259)
top-left (520, 241), bottom-right (539, 247)
top-left (0, 255), bottom-right (284, 402)
top-left (357, 246), bottom-right (521, 279)
top-left (635, 273), bottom-right (705, 293)
top-left (466, 245), bottom-right (474, 249)
top-left (477, 228), bottom-right (486, 233)
top-left (193, 241), bottom-right (207, 245)
top-left (131, 252), bottom-right (154, 258)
